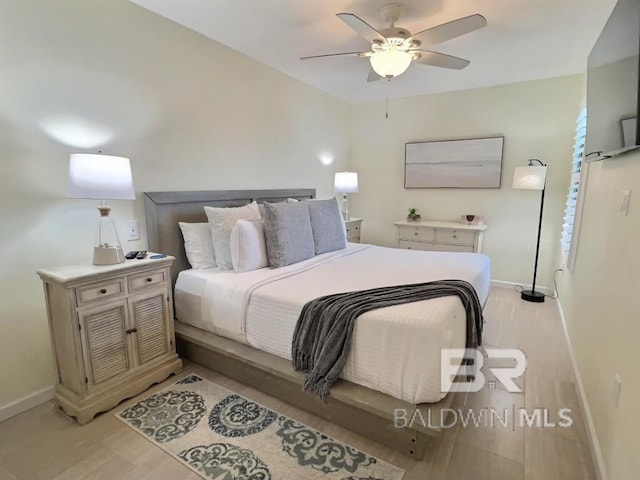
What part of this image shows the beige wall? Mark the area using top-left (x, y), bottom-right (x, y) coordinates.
top-left (0, 0), bottom-right (350, 408)
top-left (350, 75), bottom-right (584, 287)
top-left (4, 10), bottom-right (633, 479)
top-left (558, 152), bottom-right (640, 479)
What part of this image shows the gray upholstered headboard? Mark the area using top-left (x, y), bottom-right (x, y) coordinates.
top-left (143, 189), bottom-right (316, 285)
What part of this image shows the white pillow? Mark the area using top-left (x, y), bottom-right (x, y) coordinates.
top-left (178, 222), bottom-right (216, 269)
top-left (230, 219), bottom-right (268, 272)
top-left (204, 201), bottom-right (261, 270)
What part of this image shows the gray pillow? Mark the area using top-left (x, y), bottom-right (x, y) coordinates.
top-left (307, 198), bottom-right (346, 254)
top-left (263, 202), bottom-right (315, 268)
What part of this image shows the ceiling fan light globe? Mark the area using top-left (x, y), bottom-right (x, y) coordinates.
top-left (370, 50), bottom-right (412, 78)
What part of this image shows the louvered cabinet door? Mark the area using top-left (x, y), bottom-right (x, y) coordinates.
top-left (130, 288), bottom-right (171, 367)
top-left (78, 300), bottom-right (131, 390)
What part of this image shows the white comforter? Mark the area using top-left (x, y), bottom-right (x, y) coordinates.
top-left (174, 244), bottom-right (490, 403)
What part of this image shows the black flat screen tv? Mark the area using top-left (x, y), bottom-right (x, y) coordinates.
top-left (586, 0), bottom-right (640, 160)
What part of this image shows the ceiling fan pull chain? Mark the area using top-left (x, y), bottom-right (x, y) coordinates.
top-left (385, 78), bottom-right (391, 119)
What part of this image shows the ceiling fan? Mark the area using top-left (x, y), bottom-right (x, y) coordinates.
top-left (301, 3), bottom-right (487, 82)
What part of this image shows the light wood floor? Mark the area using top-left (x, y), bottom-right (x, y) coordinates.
top-left (0, 287), bottom-right (596, 480)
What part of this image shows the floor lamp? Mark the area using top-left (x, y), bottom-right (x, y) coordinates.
top-left (512, 159), bottom-right (548, 303)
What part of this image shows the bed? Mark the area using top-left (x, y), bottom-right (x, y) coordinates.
top-left (144, 189), bottom-right (490, 459)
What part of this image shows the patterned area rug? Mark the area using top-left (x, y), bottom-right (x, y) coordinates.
top-left (117, 374), bottom-right (405, 480)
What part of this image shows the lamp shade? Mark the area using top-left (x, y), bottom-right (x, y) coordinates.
top-left (69, 153), bottom-right (135, 200)
top-left (334, 172), bottom-right (359, 193)
top-left (370, 50), bottom-right (412, 78)
top-left (512, 165), bottom-right (547, 190)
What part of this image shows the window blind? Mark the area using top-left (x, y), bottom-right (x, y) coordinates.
top-left (561, 107), bottom-right (587, 259)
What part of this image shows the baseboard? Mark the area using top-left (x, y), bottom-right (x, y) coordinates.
top-left (0, 385), bottom-right (55, 423)
top-left (556, 299), bottom-right (608, 480)
top-left (490, 279), bottom-right (554, 296)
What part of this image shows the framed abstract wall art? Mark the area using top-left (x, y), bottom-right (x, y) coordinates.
top-left (405, 136), bottom-right (504, 188)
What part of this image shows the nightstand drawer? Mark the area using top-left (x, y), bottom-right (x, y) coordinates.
top-left (129, 270), bottom-right (166, 291)
top-left (77, 280), bottom-right (125, 305)
top-left (435, 229), bottom-right (475, 245)
top-left (397, 226), bottom-right (435, 242)
top-left (346, 224), bottom-right (360, 235)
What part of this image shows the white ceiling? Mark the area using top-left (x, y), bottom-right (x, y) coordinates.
top-left (131, 0), bottom-right (617, 104)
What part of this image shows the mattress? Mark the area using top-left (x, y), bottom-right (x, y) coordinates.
top-left (174, 243), bottom-right (490, 404)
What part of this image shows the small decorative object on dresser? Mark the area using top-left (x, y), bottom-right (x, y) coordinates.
top-left (344, 217), bottom-right (363, 243)
top-left (461, 214), bottom-right (485, 226)
top-left (37, 254), bottom-right (183, 424)
top-left (394, 219), bottom-right (487, 253)
top-left (407, 207), bottom-right (421, 222)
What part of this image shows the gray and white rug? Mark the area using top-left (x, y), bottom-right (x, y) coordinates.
top-left (117, 374), bottom-right (405, 480)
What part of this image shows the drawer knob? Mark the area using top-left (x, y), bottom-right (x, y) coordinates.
top-left (453, 235), bottom-right (457, 239)
top-left (146, 278), bottom-right (153, 283)
top-left (414, 232), bottom-right (418, 236)
top-left (99, 288), bottom-right (107, 294)
top-left (126, 328), bottom-right (138, 334)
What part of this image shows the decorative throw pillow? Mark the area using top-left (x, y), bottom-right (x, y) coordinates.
top-left (230, 220), bottom-right (268, 273)
top-left (307, 198), bottom-right (347, 254)
top-left (263, 202), bottom-right (315, 268)
top-left (204, 201), bottom-right (261, 270)
top-left (178, 222), bottom-right (216, 269)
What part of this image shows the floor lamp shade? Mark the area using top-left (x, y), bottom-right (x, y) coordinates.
top-left (69, 154), bottom-right (135, 265)
top-left (334, 172), bottom-right (358, 221)
top-left (513, 161), bottom-right (547, 302)
top-left (512, 166), bottom-right (547, 190)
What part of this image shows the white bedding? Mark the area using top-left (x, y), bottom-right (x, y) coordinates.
top-left (174, 243), bottom-right (490, 403)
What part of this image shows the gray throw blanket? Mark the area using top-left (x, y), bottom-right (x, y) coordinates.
top-left (291, 279), bottom-right (483, 400)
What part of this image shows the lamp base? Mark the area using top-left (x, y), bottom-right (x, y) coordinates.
top-left (520, 290), bottom-right (545, 303)
top-left (93, 246), bottom-right (125, 265)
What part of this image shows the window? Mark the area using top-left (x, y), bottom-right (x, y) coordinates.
top-left (561, 106), bottom-right (588, 271)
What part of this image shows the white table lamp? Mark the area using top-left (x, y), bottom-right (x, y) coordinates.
top-left (334, 171), bottom-right (358, 220)
top-left (69, 153), bottom-right (135, 265)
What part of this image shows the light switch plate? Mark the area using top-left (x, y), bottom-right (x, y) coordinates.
top-left (127, 221), bottom-right (140, 241)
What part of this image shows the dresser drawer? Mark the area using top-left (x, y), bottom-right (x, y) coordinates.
top-left (129, 270), bottom-right (166, 291)
top-left (430, 242), bottom-right (475, 253)
top-left (435, 229), bottom-right (476, 246)
top-left (398, 240), bottom-right (436, 251)
top-left (348, 235), bottom-right (361, 243)
top-left (397, 226), bottom-right (435, 242)
top-left (77, 279), bottom-right (125, 305)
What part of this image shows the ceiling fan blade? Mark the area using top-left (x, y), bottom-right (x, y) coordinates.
top-left (336, 13), bottom-right (385, 43)
top-left (410, 14), bottom-right (487, 46)
top-left (414, 50), bottom-right (471, 69)
top-left (367, 68), bottom-right (381, 82)
top-left (300, 51), bottom-right (368, 60)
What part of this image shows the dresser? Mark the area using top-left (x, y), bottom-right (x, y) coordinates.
top-left (37, 255), bottom-right (183, 424)
top-left (394, 220), bottom-right (487, 253)
top-left (345, 217), bottom-right (363, 243)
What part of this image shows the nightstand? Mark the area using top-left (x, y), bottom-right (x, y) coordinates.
top-left (345, 218), bottom-right (363, 243)
top-left (37, 255), bottom-right (182, 424)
